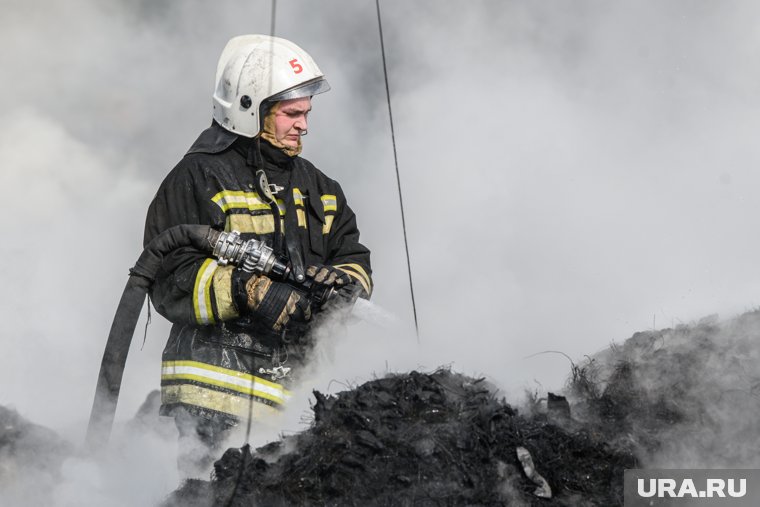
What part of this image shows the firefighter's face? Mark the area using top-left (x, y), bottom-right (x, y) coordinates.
top-left (273, 97), bottom-right (311, 148)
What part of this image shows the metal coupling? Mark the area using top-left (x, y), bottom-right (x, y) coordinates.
top-left (211, 230), bottom-right (277, 274)
top-left (212, 230), bottom-right (243, 265)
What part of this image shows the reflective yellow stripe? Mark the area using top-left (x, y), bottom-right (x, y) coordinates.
top-left (226, 214), bottom-right (277, 234)
top-left (162, 361), bottom-right (289, 405)
top-left (321, 194), bottom-right (337, 212)
top-left (212, 265), bottom-right (238, 321)
top-left (163, 360), bottom-right (290, 393)
top-left (335, 263), bottom-right (372, 295)
top-left (339, 269), bottom-right (371, 296)
top-left (163, 373), bottom-right (284, 405)
top-left (193, 259), bottom-right (217, 324)
top-left (293, 188), bottom-right (304, 206)
top-left (212, 190), bottom-right (268, 212)
top-left (162, 384), bottom-right (281, 419)
top-left (212, 190), bottom-right (284, 214)
top-left (296, 209), bottom-right (306, 228)
top-left (322, 214), bottom-right (334, 234)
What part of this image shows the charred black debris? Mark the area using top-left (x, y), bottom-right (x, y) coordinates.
top-left (165, 369), bottom-right (636, 506)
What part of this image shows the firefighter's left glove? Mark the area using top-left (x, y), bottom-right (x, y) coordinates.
top-left (305, 265), bottom-right (363, 313)
top-left (232, 270), bottom-right (311, 332)
top-left (305, 265), bottom-right (352, 291)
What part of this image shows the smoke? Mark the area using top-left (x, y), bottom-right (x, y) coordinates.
top-left (372, 1), bottom-right (760, 393)
top-left (0, 109), bottom-right (153, 433)
top-left (1, 0), bottom-right (760, 502)
top-left (564, 310), bottom-right (760, 469)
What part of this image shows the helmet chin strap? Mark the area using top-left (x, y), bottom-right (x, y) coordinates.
top-left (260, 101), bottom-right (303, 157)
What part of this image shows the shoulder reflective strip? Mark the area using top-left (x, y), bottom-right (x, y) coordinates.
top-left (321, 194), bottom-right (337, 212)
top-left (162, 384), bottom-right (282, 419)
top-left (292, 188), bottom-right (304, 206)
top-left (162, 362), bottom-right (289, 405)
top-left (226, 214), bottom-right (276, 234)
top-left (334, 263), bottom-right (372, 295)
top-left (212, 265), bottom-right (239, 321)
top-left (212, 190), bottom-right (285, 214)
top-left (322, 214), bottom-right (334, 234)
top-left (193, 259), bottom-right (218, 324)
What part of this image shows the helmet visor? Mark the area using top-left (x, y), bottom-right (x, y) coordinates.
top-left (268, 77), bottom-right (331, 102)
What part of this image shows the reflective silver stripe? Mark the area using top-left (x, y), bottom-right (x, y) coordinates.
top-left (161, 361), bottom-right (289, 405)
top-left (193, 259), bottom-right (218, 324)
top-left (212, 190), bottom-right (284, 214)
top-left (321, 194), bottom-right (337, 212)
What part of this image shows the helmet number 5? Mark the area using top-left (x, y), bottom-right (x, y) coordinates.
top-left (289, 59), bottom-right (303, 74)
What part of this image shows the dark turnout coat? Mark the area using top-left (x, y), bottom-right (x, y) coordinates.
top-left (144, 123), bottom-right (372, 425)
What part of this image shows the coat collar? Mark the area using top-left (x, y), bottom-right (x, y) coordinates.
top-left (186, 121), bottom-right (238, 155)
top-left (186, 122), bottom-right (325, 225)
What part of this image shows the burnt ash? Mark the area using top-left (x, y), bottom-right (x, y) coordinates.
top-left (166, 369), bottom-right (636, 506)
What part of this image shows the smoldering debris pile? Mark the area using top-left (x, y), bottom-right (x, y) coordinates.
top-left (564, 310), bottom-right (760, 468)
top-left (166, 369), bottom-right (636, 506)
top-left (3, 310), bottom-right (759, 506)
top-left (166, 310), bottom-right (760, 506)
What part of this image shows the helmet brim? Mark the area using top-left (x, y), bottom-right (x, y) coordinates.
top-left (267, 77), bottom-right (331, 102)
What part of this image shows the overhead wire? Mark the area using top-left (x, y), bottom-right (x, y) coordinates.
top-left (243, 0), bottom-right (278, 449)
top-left (224, 3), bottom-right (278, 505)
top-left (375, 0), bottom-right (420, 341)
top-left (227, 1), bottom-right (419, 502)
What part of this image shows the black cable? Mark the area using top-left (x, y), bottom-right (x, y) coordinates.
top-left (224, 5), bottom-right (279, 505)
top-left (375, 0), bottom-right (420, 341)
top-left (240, 0), bottom-right (277, 449)
top-left (269, 0), bottom-right (277, 39)
top-left (241, 0), bottom-right (277, 449)
top-left (244, 0), bottom-right (277, 450)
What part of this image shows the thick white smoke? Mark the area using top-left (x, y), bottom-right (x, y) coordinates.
top-left (1, 0), bottom-right (759, 503)
top-left (0, 111), bottom-right (153, 434)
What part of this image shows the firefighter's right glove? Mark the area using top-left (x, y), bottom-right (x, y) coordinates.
top-left (232, 270), bottom-right (311, 332)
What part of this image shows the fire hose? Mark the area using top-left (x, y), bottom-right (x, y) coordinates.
top-left (85, 224), bottom-right (359, 450)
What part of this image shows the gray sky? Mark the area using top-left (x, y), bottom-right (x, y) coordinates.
top-left (2, 0), bottom-right (760, 445)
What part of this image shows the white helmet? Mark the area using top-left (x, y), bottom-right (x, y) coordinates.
top-left (212, 35), bottom-right (330, 138)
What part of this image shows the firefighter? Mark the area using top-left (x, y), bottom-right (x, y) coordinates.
top-left (143, 35), bottom-right (372, 475)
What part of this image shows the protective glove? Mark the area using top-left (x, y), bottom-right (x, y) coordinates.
top-left (305, 265), bottom-right (352, 291)
top-left (232, 270), bottom-right (311, 332)
top-left (303, 265), bottom-right (355, 310)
